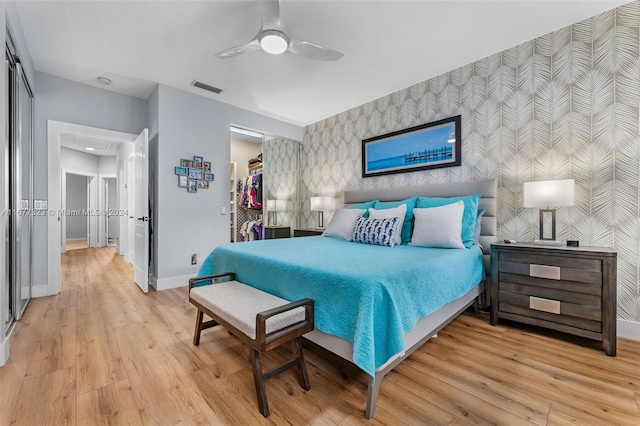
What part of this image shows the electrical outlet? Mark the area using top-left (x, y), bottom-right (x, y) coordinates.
top-left (220, 206), bottom-right (226, 215)
top-left (191, 254), bottom-right (197, 265)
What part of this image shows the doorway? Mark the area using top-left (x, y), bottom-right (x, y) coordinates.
top-left (46, 121), bottom-right (141, 296)
top-left (64, 172), bottom-right (92, 251)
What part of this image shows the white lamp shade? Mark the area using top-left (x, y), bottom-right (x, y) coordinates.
top-left (310, 196), bottom-right (331, 211)
top-left (523, 179), bottom-right (575, 208)
top-left (267, 199), bottom-right (286, 212)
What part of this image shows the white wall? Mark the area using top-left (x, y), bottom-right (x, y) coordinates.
top-left (32, 72), bottom-right (147, 290)
top-left (152, 84), bottom-right (303, 289)
top-left (231, 138), bottom-right (263, 177)
top-left (99, 155), bottom-right (117, 175)
top-left (60, 147), bottom-right (99, 174)
top-left (1, 0), bottom-right (37, 366)
top-left (106, 178), bottom-right (118, 239)
top-left (65, 174), bottom-right (88, 239)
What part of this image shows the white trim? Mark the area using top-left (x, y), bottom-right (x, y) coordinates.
top-left (0, 337), bottom-right (8, 367)
top-left (47, 120), bottom-right (137, 297)
top-left (617, 319), bottom-right (640, 342)
top-left (149, 274), bottom-right (158, 291)
top-left (31, 283), bottom-right (49, 298)
top-left (154, 274), bottom-right (193, 291)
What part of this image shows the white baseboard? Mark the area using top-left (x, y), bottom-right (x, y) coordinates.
top-left (0, 336), bottom-right (9, 366)
top-left (617, 319), bottom-right (640, 342)
top-left (154, 274), bottom-right (193, 291)
top-left (31, 283), bottom-right (51, 298)
top-left (149, 275), bottom-right (158, 291)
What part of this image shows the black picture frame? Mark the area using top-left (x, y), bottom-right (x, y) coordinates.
top-left (187, 179), bottom-right (198, 193)
top-left (361, 115), bottom-right (461, 178)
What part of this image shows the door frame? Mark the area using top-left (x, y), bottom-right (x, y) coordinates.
top-left (99, 174), bottom-right (117, 248)
top-left (61, 169), bottom-right (97, 252)
top-left (46, 121), bottom-right (137, 297)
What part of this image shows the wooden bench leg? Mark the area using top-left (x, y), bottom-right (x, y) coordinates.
top-left (293, 338), bottom-right (310, 391)
top-left (250, 349), bottom-right (270, 417)
top-left (193, 309), bottom-right (204, 346)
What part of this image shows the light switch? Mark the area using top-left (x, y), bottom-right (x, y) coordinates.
top-left (220, 206), bottom-right (226, 215)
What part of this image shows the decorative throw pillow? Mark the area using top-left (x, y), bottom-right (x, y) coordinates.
top-left (373, 197), bottom-right (418, 243)
top-left (410, 201), bottom-right (465, 249)
top-left (323, 208), bottom-right (366, 241)
top-left (415, 193), bottom-right (481, 248)
top-left (345, 200), bottom-right (377, 218)
top-left (352, 216), bottom-right (400, 247)
top-left (368, 204), bottom-right (407, 246)
top-left (474, 209), bottom-right (486, 247)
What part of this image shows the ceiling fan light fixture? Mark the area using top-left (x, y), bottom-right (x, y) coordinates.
top-left (259, 30), bottom-right (289, 54)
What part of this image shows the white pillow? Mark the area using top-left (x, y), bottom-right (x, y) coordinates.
top-left (410, 201), bottom-right (465, 249)
top-left (368, 204), bottom-right (407, 246)
top-left (323, 208), bottom-right (366, 241)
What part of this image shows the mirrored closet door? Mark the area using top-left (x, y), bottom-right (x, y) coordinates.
top-left (5, 27), bottom-right (34, 335)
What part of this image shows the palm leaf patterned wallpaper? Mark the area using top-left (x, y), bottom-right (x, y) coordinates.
top-left (300, 2), bottom-right (640, 322)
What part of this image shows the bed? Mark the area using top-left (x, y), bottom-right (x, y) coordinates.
top-left (198, 179), bottom-right (497, 418)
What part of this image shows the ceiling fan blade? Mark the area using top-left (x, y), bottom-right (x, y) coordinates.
top-left (258, 0), bottom-right (281, 29)
top-left (288, 40), bottom-right (344, 61)
top-left (216, 39), bottom-right (261, 59)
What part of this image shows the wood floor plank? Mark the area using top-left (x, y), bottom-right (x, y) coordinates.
top-left (77, 379), bottom-right (144, 426)
top-left (25, 306), bottom-right (77, 377)
top-left (9, 366), bottom-right (76, 426)
top-left (3, 247), bottom-right (640, 425)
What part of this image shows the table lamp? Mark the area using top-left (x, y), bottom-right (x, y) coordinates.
top-left (266, 199), bottom-right (285, 225)
top-left (310, 196), bottom-right (331, 228)
top-left (523, 179), bottom-right (575, 246)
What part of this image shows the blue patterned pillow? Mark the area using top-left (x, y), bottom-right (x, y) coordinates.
top-left (352, 216), bottom-right (400, 247)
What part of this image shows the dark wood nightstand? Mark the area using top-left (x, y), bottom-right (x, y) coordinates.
top-left (293, 228), bottom-right (324, 237)
top-left (264, 226), bottom-right (290, 239)
top-left (490, 242), bottom-right (617, 356)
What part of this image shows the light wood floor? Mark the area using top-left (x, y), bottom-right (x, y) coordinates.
top-left (65, 240), bottom-right (88, 251)
top-left (1, 246), bottom-right (640, 425)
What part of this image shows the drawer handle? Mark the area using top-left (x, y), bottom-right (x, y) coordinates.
top-left (530, 296), bottom-right (560, 314)
top-left (530, 264), bottom-right (560, 280)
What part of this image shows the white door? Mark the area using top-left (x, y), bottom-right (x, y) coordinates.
top-left (126, 154), bottom-right (135, 264)
top-left (104, 180), bottom-right (109, 246)
top-left (133, 129), bottom-right (149, 293)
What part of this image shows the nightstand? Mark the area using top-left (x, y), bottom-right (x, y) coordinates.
top-left (264, 226), bottom-right (290, 239)
top-left (293, 228), bottom-right (324, 237)
top-left (490, 242), bottom-right (617, 356)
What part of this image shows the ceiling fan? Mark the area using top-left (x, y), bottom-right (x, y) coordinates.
top-left (216, 0), bottom-right (343, 61)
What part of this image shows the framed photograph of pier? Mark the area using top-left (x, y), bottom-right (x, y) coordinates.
top-left (361, 115), bottom-right (461, 178)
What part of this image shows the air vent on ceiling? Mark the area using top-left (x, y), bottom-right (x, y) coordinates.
top-left (191, 80), bottom-right (223, 94)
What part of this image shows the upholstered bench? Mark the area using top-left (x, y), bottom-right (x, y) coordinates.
top-left (188, 272), bottom-right (314, 418)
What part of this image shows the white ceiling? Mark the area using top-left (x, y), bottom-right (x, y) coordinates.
top-left (16, 1), bottom-right (629, 127)
top-left (60, 132), bottom-right (120, 156)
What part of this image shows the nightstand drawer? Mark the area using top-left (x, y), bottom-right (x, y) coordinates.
top-left (499, 292), bottom-right (602, 332)
top-left (498, 272), bottom-right (602, 296)
top-left (498, 259), bottom-right (602, 285)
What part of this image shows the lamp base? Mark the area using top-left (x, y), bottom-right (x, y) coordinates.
top-left (533, 239), bottom-right (563, 246)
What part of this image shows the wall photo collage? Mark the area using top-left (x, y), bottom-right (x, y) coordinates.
top-left (175, 155), bottom-right (215, 193)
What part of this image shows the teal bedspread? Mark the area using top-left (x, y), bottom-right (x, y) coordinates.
top-left (198, 236), bottom-right (484, 376)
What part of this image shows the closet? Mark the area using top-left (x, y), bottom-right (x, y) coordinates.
top-left (230, 129), bottom-right (265, 242)
top-left (4, 27), bottom-right (34, 334)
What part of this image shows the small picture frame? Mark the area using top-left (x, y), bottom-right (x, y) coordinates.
top-left (175, 166), bottom-right (188, 176)
top-left (178, 175), bottom-right (188, 188)
top-left (194, 155), bottom-right (204, 168)
top-left (189, 168), bottom-right (203, 180)
top-left (204, 173), bottom-right (215, 181)
top-left (203, 161), bottom-right (211, 172)
top-left (187, 179), bottom-right (198, 193)
top-left (197, 180), bottom-right (209, 189)
top-left (181, 158), bottom-right (194, 168)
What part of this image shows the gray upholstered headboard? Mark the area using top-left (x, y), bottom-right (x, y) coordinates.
top-left (343, 179), bottom-right (498, 275)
